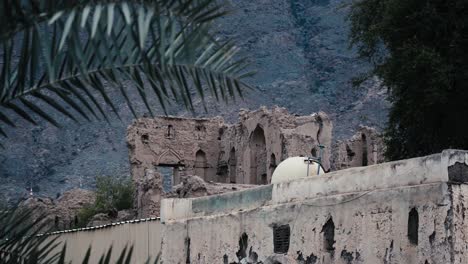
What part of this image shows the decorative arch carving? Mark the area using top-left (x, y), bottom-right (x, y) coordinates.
top-left (157, 148), bottom-right (184, 166)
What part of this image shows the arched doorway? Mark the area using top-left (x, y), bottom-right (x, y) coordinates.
top-left (195, 150), bottom-right (207, 180)
top-left (229, 148), bottom-right (237, 183)
top-left (250, 126), bottom-right (267, 184)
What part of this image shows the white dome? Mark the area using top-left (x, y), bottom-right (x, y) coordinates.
top-left (271, 157), bottom-right (325, 184)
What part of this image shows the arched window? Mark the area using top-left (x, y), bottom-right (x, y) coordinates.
top-left (166, 125), bottom-right (174, 138)
top-left (195, 150), bottom-right (207, 180)
top-left (408, 208), bottom-right (419, 245)
top-left (250, 126), bottom-right (266, 184)
top-left (322, 217), bottom-right (335, 252)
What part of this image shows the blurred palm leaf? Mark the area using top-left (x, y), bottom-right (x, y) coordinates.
top-left (0, 207), bottom-right (160, 263)
top-left (0, 0), bottom-right (254, 142)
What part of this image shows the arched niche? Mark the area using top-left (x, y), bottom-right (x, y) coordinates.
top-left (229, 148), bottom-right (237, 183)
top-left (195, 150), bottom-right (207, 180)
top-left (250, 125), bottom-right (267, 184)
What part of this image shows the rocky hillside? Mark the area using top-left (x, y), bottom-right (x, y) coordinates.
top-left (0, 0), bottom-right (389, 202)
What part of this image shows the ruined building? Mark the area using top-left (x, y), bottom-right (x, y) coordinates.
top-left (42, 108), bottom-right (468, 263)
top-left (332, 126), bottom-right (385, 171)
top-left (127, 107), bottom-right (384, 217)
top-left (127, 107), bottom-right (333, 186)
top-left (45, 150), bottom-right (468, 264)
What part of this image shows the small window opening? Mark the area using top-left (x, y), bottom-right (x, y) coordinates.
top-left (322, 217), bottom-right (335, 252)
top-left (311, 147), bottom-right (318, 157)
top-left (141, 134), bottom-right (149, 143)
top-left (195, 124), bottom-right (206, 140)
top-left (346, 145), bottom-right (355, 161)
top-left (270, 154), bottom-right (277, 174)
top-left (273, 224), bottom-right (290, 254)
top-left (408, 208), bottom-right (419, 245)
top-left (218, 128), bottom-right (224, 140)
top-left (166, 125), bottom-right (174, 138)
top-left (361, 134), bottom-right (368, 166)
top-left (261, 173), bottom-right (268, 184)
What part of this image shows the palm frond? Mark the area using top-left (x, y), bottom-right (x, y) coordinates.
top-left (0, 0), bottom-right (254, 138)
top-left (0, 207), bottom-right (159, 263)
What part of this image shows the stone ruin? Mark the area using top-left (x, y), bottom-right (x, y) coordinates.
top-left (332, 126), bottom-right (385, 171)
top-left (126, 106), bottom-right (384, 217)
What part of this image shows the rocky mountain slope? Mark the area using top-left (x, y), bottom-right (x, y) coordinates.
top-left (0, 0), bottom-right (389, 202)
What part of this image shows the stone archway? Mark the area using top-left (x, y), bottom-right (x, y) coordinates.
top-left (250, 126), bottom-right (267, 184)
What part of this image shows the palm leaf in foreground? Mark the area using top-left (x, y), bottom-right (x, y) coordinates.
top-left (0, 207), bottom-right (159, 263)
top-left (0, 0), bottom-right (254, 141)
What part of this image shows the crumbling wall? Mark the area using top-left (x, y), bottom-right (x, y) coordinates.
top-left (218, 107), bottom-right (333, 184)
top-left (18, 188), bottom-right (95, 231)
top-left (128, 107), bottom-right (333, 216)
top-left (127, 116), bottom-right (224, 186)
top-left (160, 150), bottom-right (468, 264)
top-left (161, 183), bottom-right (454, 264)
top-left (128, 107), bottom-right (332, 186)
top-left (135, 172), bottom-right (255, 217)
top-left (331, 126), bottom-right (384, 171)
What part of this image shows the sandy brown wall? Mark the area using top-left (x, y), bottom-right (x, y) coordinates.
top-left (45, 220), bottom-right (162, 263)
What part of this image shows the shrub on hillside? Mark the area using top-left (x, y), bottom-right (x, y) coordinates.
top-left (77, 176), bottom-right (134, 227)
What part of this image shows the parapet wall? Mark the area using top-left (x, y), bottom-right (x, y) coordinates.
top-left (160, 150), bottom-right (468, 264)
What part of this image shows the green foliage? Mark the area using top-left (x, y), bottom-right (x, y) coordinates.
top-left (94, 175), bottom-right (134, 212)
top-left (77, 176), bottom-right (134, 227)
top-left (349, 0), bottom-right (468, 160)
top-left (1, 0), bottom-right (246, 262)
top-left (0, 0), bottom-right (254, 147)
top-left (76, 204), bottom-right (97, 228)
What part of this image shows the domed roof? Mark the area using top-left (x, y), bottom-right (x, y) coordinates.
top-left (271, 157), bottom-right (325, 184)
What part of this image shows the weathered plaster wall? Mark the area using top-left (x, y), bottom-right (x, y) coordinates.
top-left (160, 150), bottom-right (468, 264)
top-left (44, 219), bottom-right (162, 263)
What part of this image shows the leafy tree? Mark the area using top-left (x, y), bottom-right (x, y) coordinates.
top-left (348, 0), bottom-right (468, 160)
top-left (77, 175), bottom-right (134, 226)
top-left (94, 176), bottom-right (134, 212)
top-left (0, 0), bottom-right (252, 262)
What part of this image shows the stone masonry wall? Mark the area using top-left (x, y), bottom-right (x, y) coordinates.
top-left (127, 116), bottom-right (224, 185)
top-left (127, 107), bottom-right (333, 188)
top-left (218, 107), bottom-right (333, 185)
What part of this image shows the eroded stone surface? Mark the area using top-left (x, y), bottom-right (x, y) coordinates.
top-left (331, 126), bottom-right (385, 171)
top-left (128, 107), bottom-right (335, 217)
top-left (18, 188), bottom-right (95, 230)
